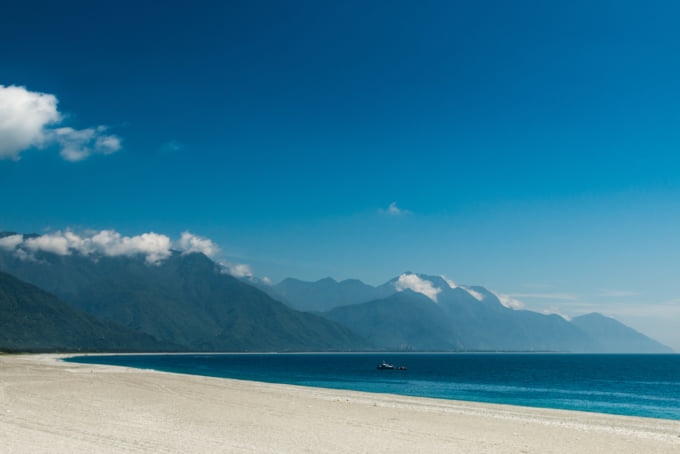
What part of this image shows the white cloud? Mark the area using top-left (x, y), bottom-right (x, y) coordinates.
top-left (0, 234), bottom-right (24, 250)
top-left (10, 229), bottom-right (172, 264)
top-left (92, 230), bottom-right (172, 264)
top-left (95, 134), bottom-right (121, 151)
top-left (23, 232), bottom-right (72, 256)
top-left (0, 85), bottom-right (121, 161)
top-left (462, 286), bottom-right (485, 302)
top-left (218, 260), bottom-right (253, 278)
top-left (393, 273), bottom-right (441, 302)
top-left (0, 85), bottom-right (61, 160)
top-left (1, 229), bottom-right (261, 273)
top-left (494, 292), bottom-right (526, 310)
top-left (438, 276), bottom-right (491, 302)
top-left (380, 202), bottom-right (411, 216)
top-left (441, 275), bottom-right (457, 289)
top-left (49, 125), bottom-right (122, 161)
top-left (0, 235), bottom-right (24, 251)
top-left (229, 263), bottom-right (254, 278)
top-left (2, 227), bottom-right (258, 279)
top-left (178, 232), bottom-right (220, 258)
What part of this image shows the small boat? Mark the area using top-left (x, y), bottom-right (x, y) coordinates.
top-left (377, 361), bottom-right (395, 370)
top-left (397, 365), bottom-right (408, 371)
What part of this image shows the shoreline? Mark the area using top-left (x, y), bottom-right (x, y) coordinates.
top-left (2, 354), bottom-right (679, 453)
top-left (64, 351), bottom-right (680, 422)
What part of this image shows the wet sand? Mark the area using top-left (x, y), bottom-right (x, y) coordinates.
top-left (1, 354), bottom-right (679, 453)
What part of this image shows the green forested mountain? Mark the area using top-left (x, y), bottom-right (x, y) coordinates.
top-left (0, 247), bottom-right (367, 352)
top-left (0, 271), bottom-right (172, 352)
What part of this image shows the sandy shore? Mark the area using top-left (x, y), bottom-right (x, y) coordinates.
top-left (1, 354), bottom-right (679, 453)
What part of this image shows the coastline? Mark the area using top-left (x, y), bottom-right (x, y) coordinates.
top-left (1, 354), bottom-right (679, 453)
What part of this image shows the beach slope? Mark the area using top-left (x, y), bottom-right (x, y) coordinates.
top-left (1, 354), bottom-right (678, 453)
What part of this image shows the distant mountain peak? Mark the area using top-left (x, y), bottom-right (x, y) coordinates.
top-left (393, 273), bottom-right (442, 302)
top-left (435, 275), bottom-right (490, 303)
top-left (571, 312), bottom-right (673, 353)
top-left (281, 272), bottom-right (506, 312)
top-left (318, 277), bottom-right (338, 284)
top-left (388, 272), bottom-right (498, 306)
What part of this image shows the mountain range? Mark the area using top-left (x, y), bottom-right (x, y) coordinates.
top-left (0, 233), bottom-right (366, 352)
top-left (0, 231), bottom-right (673, 353)
top-left (262, 273), bottom-right (671, 353)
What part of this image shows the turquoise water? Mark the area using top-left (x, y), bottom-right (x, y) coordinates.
top-left (65, 353), bottom-right (680, 421)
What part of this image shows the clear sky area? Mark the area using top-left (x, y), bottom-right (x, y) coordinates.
top-left (2, 1), bottom-right (680, 349)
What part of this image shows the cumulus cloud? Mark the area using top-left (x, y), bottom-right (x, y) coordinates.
top-left (0, 85), bottom-right (60, 159)
top-left (6, 229), bottom-right (174, 264)
top-left (217, 259), bottom-right (254, 278)
top-left (380, 202), bottom-right (411, 216)
top-left (0, 85), bottom-right (121, 161)
top-left (23, 233), bottom-right (73, 256)
top-left (179, 231), bottom-right (220, 258)
top-left (393, 273), bottom-right (441, 302)
top-left (90, 230), bottom-right (173, 264)
top-left (228, 263), bottom-right (254, 278)
top-left (1, 229), bottom-right (260, 274)
top-left (0, 234), bottom-right (24, 250)
top-left (49, 126), bottom-right (121, 161)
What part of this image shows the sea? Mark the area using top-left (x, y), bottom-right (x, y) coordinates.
top-left (65, 353), bottom-right (680, 421)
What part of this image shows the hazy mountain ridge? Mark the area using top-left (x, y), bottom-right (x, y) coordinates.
top-left (571, 313), bottom-right (670, 354)
top-left (325, 290), bottom-right (464, 351)
top-left (0, 233), bottom-right (672, 353)
top-left (265, 277), bottom-right (393, 312)
top-left (283, 272), bottom-right (672, 353)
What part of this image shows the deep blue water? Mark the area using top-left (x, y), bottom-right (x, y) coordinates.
top-left (65, 353), bottom-right (680, 421)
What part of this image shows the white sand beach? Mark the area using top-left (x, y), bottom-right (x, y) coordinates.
top-left (1, 354), bottom-right (679, 453)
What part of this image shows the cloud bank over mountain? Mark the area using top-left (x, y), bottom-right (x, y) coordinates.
top-left (388, 272), bottom-right (524, 310)
top-left (393, 273), bottom-right (442, 301)
top-left (0, 229), bottom-right (258, 279)
top-left (0, 229), bottom-right (247, 271)
top-left (178, 231), bottom-right (220, 258)
top-left (0, 85), bottom-right (121, 161)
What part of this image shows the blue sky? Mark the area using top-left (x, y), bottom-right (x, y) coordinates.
top-left (2, 1), bottom-right (680, 349)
